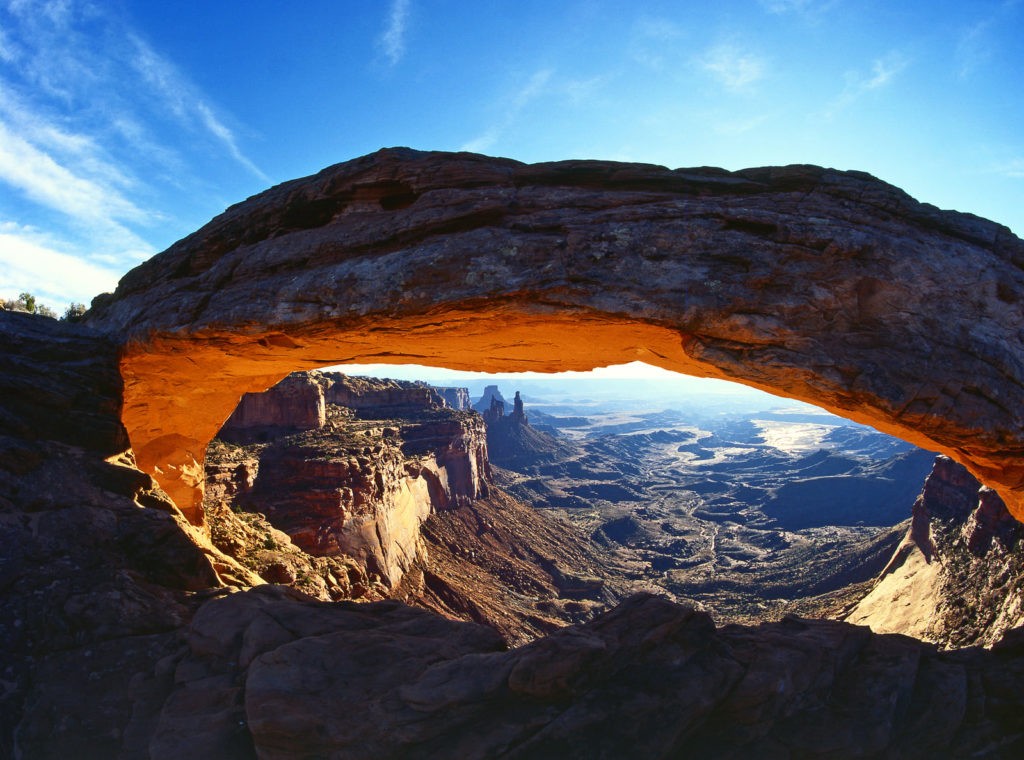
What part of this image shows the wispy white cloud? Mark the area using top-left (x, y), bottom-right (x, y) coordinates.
top-left (379, 0), bottom-right (410, 67)
top-left (0, 119), bottom-right (153, 251)
top-left (825, 51), bottom-right (909, 117)
top-left (995, 158), bottom-right (1024, 178)
top-left (698, 43), bottom-right (767, 91)
top-left (196, 102), bottom-right (268, 182)
top-left (759, 0), bottom-right (838, 18)
top-left (955, 20), bottom-right (994, 79)
top-left (630, 15), bottom-right (685, 70)
top-left (954, 0), bottom-right (1020, 80)
top-left (460, 69), bottom-right (553, 154)
top-left (0, 23), bottom-right (21, 62)
top-left (0, 223), bottom-right (124, 309)
top-left (0, 0), bottom-right (265, 304)
top-left (128, 34), bottom-right (267, 181)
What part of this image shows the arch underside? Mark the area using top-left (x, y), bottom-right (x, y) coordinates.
top-left (85, 149), bottom-right (1024, 524)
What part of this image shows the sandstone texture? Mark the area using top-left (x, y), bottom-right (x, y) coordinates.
top-left (847, 455), bottom-right (1024, 647)
top-left (81, 148), bottom-right (1024, 523)
top-left (207, 372), bottom-right (489, 587)
top-left (138, 586), bottom-right (1024, 759)
top-left (220, 371), bottom-right (325, 440)
top-left (0, 311), bottom-right (256, 757)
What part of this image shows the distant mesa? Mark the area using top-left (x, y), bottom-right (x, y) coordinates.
top-left (473, 385), bottom-right (507, 414)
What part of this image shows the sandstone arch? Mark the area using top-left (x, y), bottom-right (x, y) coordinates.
top-left (85, 148), bottom-right (1024, 525)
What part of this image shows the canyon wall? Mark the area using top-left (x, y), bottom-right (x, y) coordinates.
top-left (220, 371), bottom-right (325, 441)
top-left (434, 386), bottom-right (472, 410)
top-left (847, 455), bottom-right (1024, 647)
top-left (82, 149), bottom-right (1024, 526)
top-left (205, 372), bottom-right (489, 587)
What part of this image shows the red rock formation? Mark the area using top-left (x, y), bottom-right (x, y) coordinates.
top-left (322, 373), bottom-right (446, 411)
top-left (146, 586), bottom-right (1024, 759)
top-left (220, 371), bottom-right (325, 441)
top-left (10, 304), bottom-right (1024, 758)
top-left (82, 148), bottom-right (1024, 527)
top-left (206, 372), bottom-right (491, 587)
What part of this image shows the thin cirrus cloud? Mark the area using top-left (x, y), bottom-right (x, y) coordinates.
top-left (0, 115), bottom-right (154, 258)
top-left (996, 158), bottom-right (1024, 178)
top-left (0, 0), bottom-right (265, 305)
top-left (378, 0), bottom-right (411, 67)
top-left (0, 223), bottom-right (123, 308)
top-left (824, 51), bottom-right (909, 118)
top-left (127, 34), bottom-right (268, 182)
top-left (698, 43), bottom-right (767, 91)
top-left (459, 69), bottom-right (553, 154)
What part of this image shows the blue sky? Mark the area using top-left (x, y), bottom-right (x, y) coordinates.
top-left (1, 0), bottom-right (1022, 314)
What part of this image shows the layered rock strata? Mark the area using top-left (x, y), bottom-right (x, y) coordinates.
top-left (206, 373), bottom-right (489, 587)
top-left (204, 372), bottom-right (614, 642)
top-left (0, 312), bottom-right (255, 756)
top-left (847, 455), bottom-right (1024, 647)
top-left (219, 371), bottom-right (325, 441)
top-left (82, 149), bottom-right (1024, 524)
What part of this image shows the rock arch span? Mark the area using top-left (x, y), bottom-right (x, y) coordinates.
top-left (85, 148), bottom-right (1024, 525)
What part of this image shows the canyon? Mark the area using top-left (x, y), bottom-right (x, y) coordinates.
top-left (203, 371), bottom-right (614, 643)
top-left (3, 148), bottom-right (1024, 757)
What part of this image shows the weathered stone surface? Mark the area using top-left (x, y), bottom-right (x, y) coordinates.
top-left (6, 312), bottom-right (1024, 756)
top-left (847, 455), bottom-right (1024, 647)
top-left (83, 148), bottom-right (1024, 523)
top-left (0, 312), bottom-right (258, 757)
top-left (323, 372), bottom-right (447, 412)
top-left (154, 588), bottom-right (1024, 759)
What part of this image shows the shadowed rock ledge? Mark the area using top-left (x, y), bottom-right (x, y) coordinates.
top-left (82, 148), bottom-right (1024, 524)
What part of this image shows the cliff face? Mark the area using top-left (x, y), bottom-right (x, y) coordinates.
top-left (204, 372), bottom-right (611, 643)
top-left (434, 386), bottom-right (471, 410)
top-left (846, 455), bottom-right (1024, 647)
top-left (322, 374), bottom-right (447, 413)
top-left (205, 373), bottom-right (489, 587)
top-left (220, 372), bottom-right (325, 441)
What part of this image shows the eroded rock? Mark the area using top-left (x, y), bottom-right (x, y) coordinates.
top-left (847, 455), bottom-right (1024, 647)
top-left (81, 149), bottom-right (1024, 523)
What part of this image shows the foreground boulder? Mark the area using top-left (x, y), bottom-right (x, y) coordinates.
top-left (122, 587), bottom-right (1024, 759)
